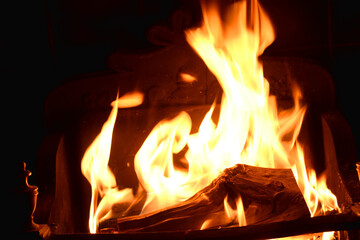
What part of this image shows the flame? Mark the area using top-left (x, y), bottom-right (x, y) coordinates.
top-left (179, 72), bottom-right (197, 83)
top-left (81, 92), bottom-right (143, 233)
top-left (134, 111), bottom-right (192, 213)
top-left (81, 0), bottom-right (340, 235)
top-left (110, 91), bottom-right (144, 108)
top-left (224, 195), bottom-right (246, 227)
top-left (133, 0), bottom-right (306, 216)
top-left (200, 195), bottom-right (246, 230)
top-left (291, 144), bottom-right (339, 217)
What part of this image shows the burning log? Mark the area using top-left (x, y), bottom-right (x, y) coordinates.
top-left (100, 164), bottom-right (310, 232)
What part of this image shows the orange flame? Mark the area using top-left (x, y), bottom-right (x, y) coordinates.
top-left (179, 72), bottom-right (197, 83)
top-left (81, 92), bottom-right (143, 233)
top-left (135, 111), bottom-right (192, 213)
top-left (81, 0), bottom-right (339, 235)
top-left (132, 0), bottom-right (306, 217)
top-left (200, 195), bottom-right (246, 230)
top-left (110, 91), bottom-right (144, 108)
top-left (224, 195), bottom-right (246, 227)
top-left (291, 144), bottom-right (339, 217)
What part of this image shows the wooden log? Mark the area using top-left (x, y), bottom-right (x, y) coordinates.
top-left (110, 164), bottom-right (310, 232)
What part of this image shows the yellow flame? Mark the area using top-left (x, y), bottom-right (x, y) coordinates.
top-left (291, 144), bottom-right (339, 217)
top-left (200, 194), bottom-right (246, 230)
top-left (134, 111), bottom-right (192, 213)
top-left (133, 0), bottom-right (306, 216)
top-left (81, 92), bottom-right (143, 233)
top-left (224, 195), bottom-right (246, 227)
top-left (81, 0), bottom-right (339, 234)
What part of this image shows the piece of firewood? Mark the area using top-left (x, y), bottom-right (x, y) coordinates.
top-left (108, 164), bottom-right (309, 232)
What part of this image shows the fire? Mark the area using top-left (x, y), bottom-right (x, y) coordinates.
top-left (224, 195), bottom-right (246, 227)
top-left (81, 0), bottom-right (340, 235)
top-left (135, 111), bottom-right (192, 213)
top-left (110, 91), bottom-right (144, 108)
top-left (81, 92), bottom-right (143, 233)
top-left (200, 195), bottom-right (246, 230)
top-left (179, 72), bottom-right (197, 83)
top-left (291, 144), bottom-right (339, 217)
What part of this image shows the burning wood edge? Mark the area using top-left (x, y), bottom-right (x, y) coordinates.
top-left (50, 207), bottom-right (360, 240)
top-left (101, 164), bottom-right (311, 232)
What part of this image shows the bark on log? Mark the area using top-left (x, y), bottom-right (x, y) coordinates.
top-left (106, 164), bottom-right (310, 232)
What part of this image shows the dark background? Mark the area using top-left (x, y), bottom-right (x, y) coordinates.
top-left (3, 0), bottom-right (360, 180)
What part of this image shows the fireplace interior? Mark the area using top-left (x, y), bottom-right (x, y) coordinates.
top-left (41, 55), bottom-right (360, 239)
top-left (7, 0), bottom-right (360, 239)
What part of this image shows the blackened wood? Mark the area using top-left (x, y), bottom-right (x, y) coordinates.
top-left (113, 164), bottom-right (309, 232)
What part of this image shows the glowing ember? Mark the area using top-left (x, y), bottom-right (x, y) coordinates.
top-left (81, 0), bottom-right (340, 236)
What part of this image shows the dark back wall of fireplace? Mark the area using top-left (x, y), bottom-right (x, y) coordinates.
top-left (3, 0), bottom-right (360, 221)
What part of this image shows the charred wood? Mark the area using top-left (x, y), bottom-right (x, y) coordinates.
top-left (102, 164), bottom-right (311, 232)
